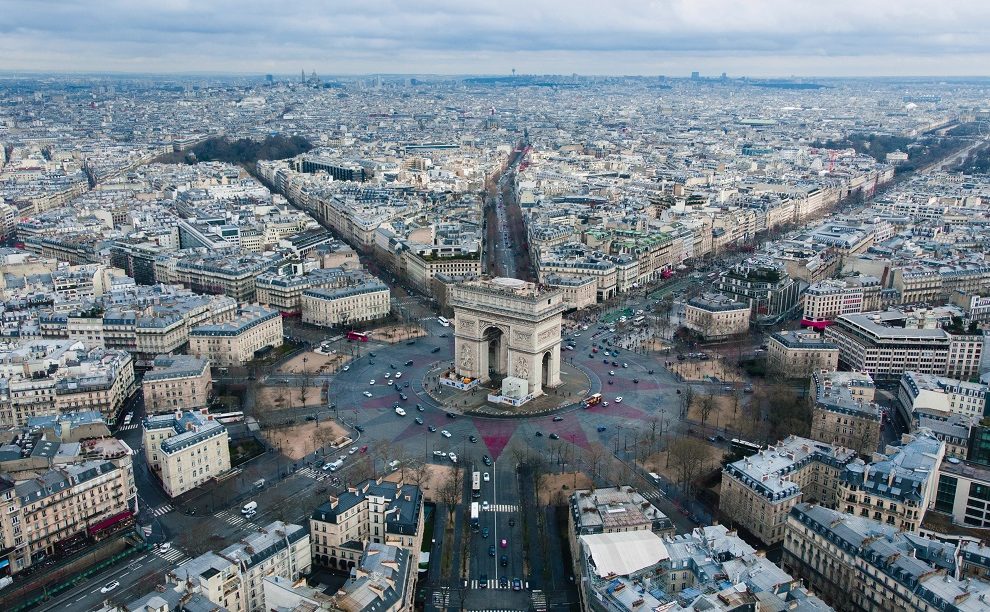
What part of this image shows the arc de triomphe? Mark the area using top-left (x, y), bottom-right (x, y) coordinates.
top-left (450, 277), bottom-right (564, 397)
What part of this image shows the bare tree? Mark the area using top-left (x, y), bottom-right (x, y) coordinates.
top-left (681, 385), bottom-right (695, 417)
top-left (438, 465), bottom-right (465, 509)
top-left (586, 444), bottom-right (607, 483)
top-left (698, 391), bottom-right (717, 432)
top-left (667, 437), bottom-right (710, 495)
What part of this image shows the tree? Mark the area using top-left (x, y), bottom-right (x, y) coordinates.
top-left (438, 465), bottom-right (464, 509)
top-left (698, 391), bottom-right (717, 432)
top-left (682, 385), bottom-right (695, 417)
top-left (667, 437), bottom-right (710, 495)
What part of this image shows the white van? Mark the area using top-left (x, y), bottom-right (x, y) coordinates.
top-left (241, 501), bottom-right (258, 515)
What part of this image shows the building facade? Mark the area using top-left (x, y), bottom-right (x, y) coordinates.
top-left (142, 355), bottom-right (212, 413)
top-left (188, 305), bottom-right (283, 367)
top-left (682, 293), bottom-right (751, 340)
top-left (142, 409), bottom-right (231, 498)
top-left (766, 330), bottom-right (840, 379)
top-left (810, 370), bottom-right (881, 456)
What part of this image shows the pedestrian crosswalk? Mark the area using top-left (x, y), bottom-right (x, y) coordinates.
top-left (116, 423), bottom-right (139, 431)
top-left (154, 547), bottom-right (187, 563)
top-left (531, 589), bottom-right (547, 612)
top-left (151, 504), bottom-right (173, 517)
top-left (216, 510), bottom-right (250, 526)
top-left (297, 466), bottom-right (329, 481)
top-left (482, 504), bottom-right (518, 513)
top-left (469, 579), bottom-right (522, 590)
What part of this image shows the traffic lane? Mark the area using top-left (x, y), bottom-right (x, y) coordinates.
top-left (37, 551), bottom-right (172, 612)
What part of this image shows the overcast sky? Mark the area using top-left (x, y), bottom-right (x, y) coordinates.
top-left (2, 0), bottom-right (988, 77)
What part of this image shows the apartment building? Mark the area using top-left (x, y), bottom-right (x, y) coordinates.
top-left (142, 355), bottom-right (212, 413)
top-left (720, 436), bottom-right (856, 546)
top-left (155, 249), bottom-right (280, 302)
top-left (714, 257), bottom-right (801, 325)
top-left (142, 409), bottom-right (231, 498)
top-left (682, 292), bottom-right (751, 340)
top-left (838, 432), bottom-right (944, 532)
top-left (3, 453), bottom-right (136, 575)
top-left (893, 267), bottom-right (943, 304)
top-left (766, 330), bottom-right (840, 379)
top-left (310, 479), bottom-right (423, 571)
top-left (334, 544), bottom-right (415, 612)
top-left (573, 523), bottom-right (830, 612)
top-left (824, 309), bottom-right (984, 381)
top-left (301, 281), bottom-right (390, 328)
top-left (897, 370), bottom-right (989, 425)
top-left (568, 486), bottom-right (674, 537)
top-left (801, 276), bottom-right (881, 328)
top-left (783, 503), bottom-right (990, 612)
top-left (933, 458), bottom-right (990, 529)
top-left (139, 521), bottom-right (311, 612)
top-left (188, 305), bottom-right (283, 367)
top-left (544, 274), bottom-right (597, 311)
top-left (403, 250), bottom-right (482, 294)
top-left (254, 264), bottom-right (341, 314)
top-left (810, 370), bottom-right (881, 456)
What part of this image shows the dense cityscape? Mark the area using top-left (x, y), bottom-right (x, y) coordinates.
top-left (3, 19), bottom-right (990, 612)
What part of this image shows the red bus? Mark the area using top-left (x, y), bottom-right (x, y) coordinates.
top-left (583, 393), bottom-right (603, 407)
top-left (346, 331), bottom-right (369, 342)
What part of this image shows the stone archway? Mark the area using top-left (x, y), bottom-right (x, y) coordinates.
top-left (451, 278), bottom-right (564, 398)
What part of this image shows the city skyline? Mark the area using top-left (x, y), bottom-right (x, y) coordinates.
top-left (2, 0), bottom-right (990, 77)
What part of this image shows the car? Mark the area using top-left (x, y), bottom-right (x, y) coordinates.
top-left (468, 435), bottom-right (478, 443)
top-left (414, 417), bottom-right (424, 424)
top-left (597, 426), bottom-right (607, 432)
top-left (101, 580), bottom-right (120, 594)
top-left (602, 401), bottom-right (609, 407)
top-left (500, 538), bottom-right (508, 548)
top-left (428, 425), bottom-right (437, 432)
top-left (482, 455), bottom-right (492, 466)
top-left (481, 526), bottom-right (489, 538)
top-left (404, 382), bottom-right (410, 388)
top-left (406, 340), bottom-right (415, 345)
top-left (363, 391), bottom-right (373, 397)
top-left (489, 545), bottom-right (496, 557)
top-left (389, 363), bottom-right (397, 369)
top-left (360, 445), bottom-right (368, 452)
top-left (439, 333), bottom-right (448, 338)
top-left (369, 352), bottom-right (377, 357)
top-left (369, 360), bottom-right (375, 365)
top-left (549, 433), bottom-right (560, 440)
top-left (446, 412), bottom-right (457, 419)
top-left (500, 554), bottom-right (508, 567)
top-left (441, 430), bottom-right (452, 438)
top-left (612, 361), bottom-right (618, 367)
top-left (354, 424), bottom-right (366, 433)
top-left (603, 358), bottom-right (609, 364)
top-left (603, 351), bottom-right (610, 356)
top-left (384, 372), bottom-right (391, 378)
top-left (405, 360), bottom-right (414, 366)
top-left (482, 500), bottom-right (490, 509)
top-left (157, 542), bottom-right (172, 551)
top-left (479, 573), bottom-right (488, 588)
top-left (431, 347), bottom-right (441, 353)
top-left (744, 385), bottom-right (754, 394)
top-left (305, 414), bottom-right (316, 421)
top-left (608, 379), bottom-right (614, 385)
top-left (615, 396), bottom-right (623, 403)
top-left (342, 365), bottom-right (350, 371)
top-left (552, 416), bottom-right (564, 422)
top-left (623, 363), bottom-right (628, 368)
top-left (707, 436), bottom-right (717, 442)
top-left (369, 380), bottom-right (376, 385)
top-left (433, 450), bottom-right (447, 457)
top-left (633, 378), bottom-right (639, 383)
top-left (508, 518), bottom-right (515, 527)
top-left (589, 354), bottom-right (594, 358)
top-left (400, 393), bottom-right (408, 400)
top-left (512, 577), bottom-right (522, 591)
top-left (416, 404), bottom-right (424, 411)
top-left (534, 431), bottom-right (543, 437)
top-left (483, 471), bottom-right (490, 482)
top-left (648, 369), bottom-right (655, 374)
top-left (609, 370), bottom-right (615, 376)
top-left (395, 372), bottom-right (402, 379)
top-left (349, 446), bottom-right (358, 454)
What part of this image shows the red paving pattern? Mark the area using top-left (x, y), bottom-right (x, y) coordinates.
top-left (475, 418), bottom-right (519, 460)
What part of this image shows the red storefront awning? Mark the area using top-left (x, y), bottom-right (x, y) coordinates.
top-left (87, 510), bottom-right (133, 534)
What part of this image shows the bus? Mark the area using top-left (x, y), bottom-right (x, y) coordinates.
top-left (583, 393), bottom-right (603, 407)
top-left (470, 502), bottom-right (480, 530)
top-left (437, 316), bottom-right (450, 327)
top-left (730, 438), bottom-right (763, 458)
top-left (472, 471), bottom-right (481, 499)
top-left (633, 316), bottom-right (646, 325)
top-left (346, 330), bottom-right (369, 342)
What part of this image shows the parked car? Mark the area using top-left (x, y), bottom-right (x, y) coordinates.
top-left (483, 471), bottom-right (490, 482)
top-left (552, 416), bottom-right (564, 421)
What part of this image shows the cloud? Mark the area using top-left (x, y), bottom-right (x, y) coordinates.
top-left (0, 0), bottom-right (988, 75)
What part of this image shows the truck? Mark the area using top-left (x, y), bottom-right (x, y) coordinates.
top-left (253, 478), bottom-right (265, 489)
top-left (241, 501), bottom-right (258, 515)
top-left (327, 459), bottom-right (344, 472)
